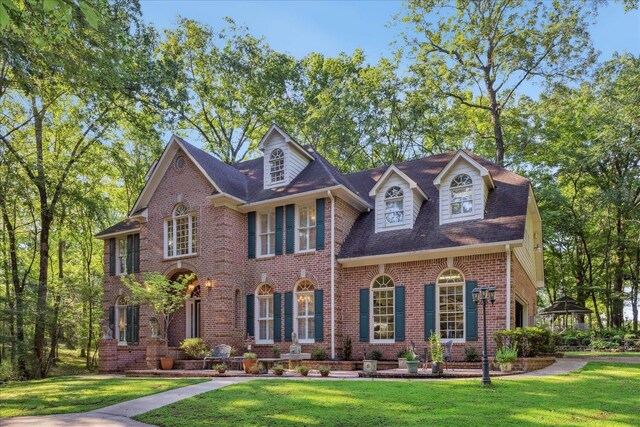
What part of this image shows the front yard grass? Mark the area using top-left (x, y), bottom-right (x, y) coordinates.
top-left (0, 376), bottom-right (207, 418)
top-left (563, 350), bottom-right (640, 357)
top-left (137, 362), bottom-right (639, 427)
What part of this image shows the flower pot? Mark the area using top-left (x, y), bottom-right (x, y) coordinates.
top-left (431, 361), bottom-right (443, 374)
top-left (320, 371), bottom-right (329, 377)
top-left (217, 369), bottom-right (226, 374)
top-left (274, 370), bottom-right (284, 376)
top-left (362, 360), bottom-right (377, 374)
top-left (160, 357), bottom-right (174, 370)
top-left (406, 360), bottom-right (419, 374)
top-left (499, 362), bottom-right (513, 372)
top-left (398, 358), bottom-right (407, 369)
top-left (300, 371), bottom-right (308, 377)
top-left (243, 358), bottom-right (257, 373)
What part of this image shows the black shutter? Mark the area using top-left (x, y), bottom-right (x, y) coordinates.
top-left (126, 305), bottom-right (133, 344)
top-left (424, 284), bottom-right (436, 340)
top-left (315, 198), bottom-right (325, 250)
top-left (275, 207), bottom-right (283, 255)
top-left (248, 212), bottom-right (256, 259)
top-left (284, 291), bottom-right (293, 342)
top-left (108, 306), bottom-right (115, 339)
top-left (395, 285), bottom-right (405, 342)
top-left (359, 288), bottom-right (369, 342)
top-left (108, 238), bottom-right (116, 276)
top-left (465, 281), bottom-right (479, 341)
top-left (285, 204), bottom-right (295, 254)
top-left (273, 292), bottom-right (282, 342)
top-left (246, 294), bottom-right (255, 337)
top-left (314, 289), bottom-right (323, 341)
top-left (132, 234), bottom-right (140, 273)
top-left (126, 235), bottom-right (133, 273)
top-left (132, 305), bottom-right (140, 344)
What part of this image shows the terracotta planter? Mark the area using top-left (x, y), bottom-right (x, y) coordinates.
top-left (320, 371), bottom-right (329, 377)
top-left (217, 369), bottom-right (226, 374)
top-left (160, 357), bottom-right (174, 370)
top-left (243, 358), bottom-right (257, 373)
top-left (274, 370), bottom-right (284, 376)
top-left (300, 371), bottom-right (309, 377)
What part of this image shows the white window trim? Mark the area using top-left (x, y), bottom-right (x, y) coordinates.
top-left (450, 175), bottom-right (474, 218)
top-left (295, 204), bottom-right (316, 254)
top-left (436, 270), bottom-right (466, 343)
top-left (255, 285), bottom-right (274, 345)
top-left (294, 281), bottom-right (315, 344)
top-left (370, 275), bottom-right (395, 344)
top-left (164, 208), bottom-right (198, 259)
top-left (257, 211), bottom-right (276, 258)
top-left (115, 298), bottom-right (128, 345)
top-left (384, 186), bottom-right (405, 227)
top-left (116, 237), bottom-right (127, 276)
top-left (269, 148), bottom-right (285, 184)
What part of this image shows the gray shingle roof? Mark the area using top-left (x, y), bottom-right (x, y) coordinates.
top-left (95, 218), bottom-right (141, 238)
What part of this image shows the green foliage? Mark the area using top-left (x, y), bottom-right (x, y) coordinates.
top-left (318, 365), bottom-right (331, 373)
top-left (179, 338), bottom-right (208, 360)
top-left (271, 346), bottom-right (281, 358)
top-left (213, 364), bottom-right (227, 372)
top-left (494, 327), bottom-right (555, 357)
top-left (272, 364), bottom-right (285, 372)
top-left (463, 345), bottom-right (481, 363)
top-left (296, 365), bottom-right (310, 374)
top-left (341, 336), bottom-right (352, 361)
top-left (404, 351), bottom-right (415, 362)
top-left (311, 347), bottom-right (328, 361)
top-left (243, 352), bottom-right (257, 360)
top-left (367, 349), bottom-right (383, 361)
top-left (495, 345), bottom-right (518, 363)
top-left (429, 333), bottom-right (444, 363)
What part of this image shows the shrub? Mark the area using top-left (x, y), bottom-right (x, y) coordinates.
top-left (495, 345), bottom-right (518, 363)
top-left (249, 364), bottom-right (260, 374)
top-left (405, 351), bottom-right (415, 362)
top-left (213, 364), bottom-right (227, 372)
top-left (368, 349), bottom-right (383, 361)
top-left (494, 327), bottom-right (554, 357)
top-left (342, 336), bottom-right (352, 361)
top-left (396, 347), bottom-right (411, 359)
top-left (311, 347), bottom-right (328, 361)
top-left (463, 345), bottom-right (481, 362)
top-left (429, 333), bottom-right (444, 363)
top-left (180, 338), bottom-right (208, 360)
top-left (589, 338), bottom-right (618, 351)
top-left (243, 352), bottom-right (257, 359)
top-left (272, 346), bottom-right (281, 358)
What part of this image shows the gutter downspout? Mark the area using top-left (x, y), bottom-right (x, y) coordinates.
top-left (506, 244), bottom-right (511, 329)
top-left (327, 190), bottom-right (336, 359)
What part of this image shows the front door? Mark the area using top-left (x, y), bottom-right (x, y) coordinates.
top-left (186, 285), bottom-right (201, 338)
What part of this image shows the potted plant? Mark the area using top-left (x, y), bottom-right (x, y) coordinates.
top-left (319, 366), bottom-right (331, 377)
top-left (272, 346), bottom-right (281, 358)
top-left (122, 272), bottom-right (192, 370)
top-left (495, 345), bottom-right (518, 372)
top-left (405, 351), bottom-right (419, 374)
top-left (243, 352), bottom-right (258, 373)
top-left (363, 348), bottom-right (382, 374)
top-left (180, 338), bottom-right (208, 360)
top-left (297, 365), bottom-right (310, 376)
top-left (249, 364), bottom-right (260, 375)
top-left (397, 348), bottom-right (409, 369)
top-left (273, 364), bottom-right (285, 376)
top-left (213, 364), bottom-right (227, 374)
top-left (429, 333), bottom-right (444, 374)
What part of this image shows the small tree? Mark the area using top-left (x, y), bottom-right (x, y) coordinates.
top-left (121, 272), bottom-right (193, 340)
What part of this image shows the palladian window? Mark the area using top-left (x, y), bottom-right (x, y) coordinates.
top-left (269, 148), bottom-right (285, 183)
top-left (295, 280), bottom-right (315, 342)
top-left (437, 269), bottom-right (465, 340)
top-left (450, 174), bottom-right (473, 215)
top-left (165, 204), bottom-right (198, 258)
top-left (384, 186), bottom-right (404, 225)
top-left (372, 275), bottom-right (395, 341)
top-left (256, 284), bottom-right (274, 343)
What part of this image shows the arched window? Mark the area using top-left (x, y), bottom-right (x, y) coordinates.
top-left (437, 269), bottom-right (465, 340)
top-left (165, 203), bottom-right (198, 257)
top-left (269, 148), bottom-right (285, 183)
top-left (384, 186), bottom-right (404, 225)
top-left (450, 174), bottom-right (473, 215)
top-left (256, 284), bottom-right (274, 343)
top-left (371, 275), bottom-right (395, 341)
top-left (295, 280), bottom-right (315, 342)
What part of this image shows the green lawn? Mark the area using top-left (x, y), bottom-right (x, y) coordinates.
top-left (137, 362), bottom-right (640, 427)
top-left (563, 351), bottom-right (640, 358)
top-left (0, 376), bottom-right (207, 418)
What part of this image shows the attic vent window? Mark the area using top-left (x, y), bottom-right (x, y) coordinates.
top-left (450, 174), bottom-right (473, 215)
top-left (175, 156), bottom-right (185, 170)
top-left (269, 148), bottom-right (285, 183)
top-left (384, 186), bottom-right (404, 225)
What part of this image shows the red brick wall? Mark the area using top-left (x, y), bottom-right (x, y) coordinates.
top-left (511, 254), bottom-right (538, 328)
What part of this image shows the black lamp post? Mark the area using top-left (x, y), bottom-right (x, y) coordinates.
top-left (472, 285), bottom-right (496, 386)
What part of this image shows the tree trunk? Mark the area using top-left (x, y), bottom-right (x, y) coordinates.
top-left (612, 211), bottom-right (625, 328)
top-left (48, 240), bottom-right (64, 367)
top-left (484, 75), bottom-right (505, 165)
top-left (34, 213), bottom-right (53, 378)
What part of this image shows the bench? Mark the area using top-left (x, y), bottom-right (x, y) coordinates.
top-left (204, 344), bottom-right (231, 369)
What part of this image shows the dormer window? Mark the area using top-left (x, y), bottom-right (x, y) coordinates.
top-left (450, 174), bottom-right (473, 215)
top-left (384, 186), bottom-right (404, 225)
top-left (269, 149), bottom-right (285, 183)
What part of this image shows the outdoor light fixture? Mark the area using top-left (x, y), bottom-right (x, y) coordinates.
top-left (472, 285), bottom-right (496, 386)
top-left (204, 277), bottom-right (213, 292)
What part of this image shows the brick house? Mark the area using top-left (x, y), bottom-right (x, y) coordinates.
top-left (96, 124), bottom-right (543, 371)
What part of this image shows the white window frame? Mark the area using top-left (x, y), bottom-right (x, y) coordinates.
top-left (436, 269), bottom-right (466, 343)
top-left (255, 284), bottom-right (274, 344)
top-left (370, 275), bottom-right (395, 344)
top-left (115, 297), bottom-right (128, 345)
top-left (116, 237), bottom-right (127, 276)
top-left (257, 211), bottom-right (276, 258)
top-left (295, 204), bottom-right (316, 253)
top-left (294, 280), bottom-right (315, 344)
top-left (450, 174), bottom-right (474, 217)
top-left (164, 204), bottom-right (198, 259)
top-left (269, 148), bottom-right (285, 184)
top-left (384, 186), bottom-right (405, 226)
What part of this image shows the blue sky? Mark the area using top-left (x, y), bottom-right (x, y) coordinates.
top-left (141, 1), bottom-right (639, 66)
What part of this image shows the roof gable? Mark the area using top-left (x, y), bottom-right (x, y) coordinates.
top-left (258, 123), bottom-right (314, 161)
top-left (433, 150), bottom-right (495, 189)
top-left (368, 165), bottom-right (428, 199)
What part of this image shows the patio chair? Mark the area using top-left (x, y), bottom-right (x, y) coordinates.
top-left (204, 344), bottom-right (231, 368)
top-left (442, 340), bottom-right (454, 371)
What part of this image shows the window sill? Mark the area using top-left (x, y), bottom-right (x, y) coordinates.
top-left (255, 340), bottom-right (274, 345)
top-left (256, 254), bottom-right (276, 260)
top-left (370, 339), bottom-right (395, 344)
top-left (294, 249), bottom-right (316, 256)
top-left (164, 253), bottom-right (198, 261)
top-left (298, 339), bottom-right (315, 344)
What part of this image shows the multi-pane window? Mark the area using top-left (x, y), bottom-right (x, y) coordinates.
top-left (258, 211), bottom-right (275, 257)
top-left (269, 148), bottom-right (285, 183)
top-left (165, 204), bottom-right (198, 258)
top-left (295, 280), bottom-right (315, 342)
top-left (297, 205), bottom-right (316, 252)
top-left (115, 297), bottom-right (128, 344)
top-left (117, 237), bottom-right (127, 275)
top-left (372, 275), bottom-right (395, 341)
top-left (437, 269), bottom-right (465, 340)
top-left (384, 186), bottom-right (404, 225)
top-left (256, 284), bottom-right (274, 343)
top-left (450, 174), bottom-right (473, 215)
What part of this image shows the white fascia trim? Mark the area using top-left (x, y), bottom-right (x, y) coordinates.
top-left (238, 185), bottom-right (371, 212)
top-left (95, 228), bottom-right (141, 240)
top-left (338, 240), bottom-right (524, 268)
top-left (206, 193), bottom-right (246, 208)
top-left (257, 124), bottom-right (314, 161)
top-left (369, 165), bottom-right (428, 200)
top-left (433, 151), bottom-right (495, 189)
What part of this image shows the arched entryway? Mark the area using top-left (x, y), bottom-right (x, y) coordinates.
top-left (166, 270), bottom-right (199, 346)
top-left (186, 284), bottom-right (201, 339)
